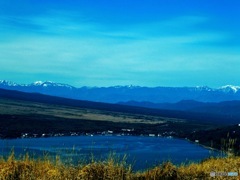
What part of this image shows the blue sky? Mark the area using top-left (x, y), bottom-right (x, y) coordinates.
top-left (0, 0), bottom-right (239, 87)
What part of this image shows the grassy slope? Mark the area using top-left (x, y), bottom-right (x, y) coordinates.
top-left (0, 98), bottom-right (177, 124)
top-left (0, 88), bottom-right (234, 125)
top-left (0, 152), bottom-right (239, 180)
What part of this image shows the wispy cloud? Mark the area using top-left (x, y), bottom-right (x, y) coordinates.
top-left (0, 8), bottom-right (239, 87)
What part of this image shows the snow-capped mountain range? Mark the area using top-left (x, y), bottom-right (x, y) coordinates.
top-left (0, 80), bottom-right (240, 103)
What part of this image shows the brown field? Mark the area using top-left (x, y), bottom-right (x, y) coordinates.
top-left (0, 98), bottom-right (185, 124)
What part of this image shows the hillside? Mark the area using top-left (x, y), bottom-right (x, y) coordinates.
top-left (0, 88), bottom-right (219, 139)
top-left (1, 88), bottom-right (240, 154)
top-left (119, 100), bottom-right (240, 120)
top-left (0, 88), bottom-right (238, 125)
top-left (0, 90), bottom-right (215, 138)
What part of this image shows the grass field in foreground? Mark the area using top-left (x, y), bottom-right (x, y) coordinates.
top-left (0, 152), bottom-right (239, 180)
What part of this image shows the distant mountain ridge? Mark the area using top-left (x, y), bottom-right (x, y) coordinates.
top-left (1, 80), bottom-right (240, 103)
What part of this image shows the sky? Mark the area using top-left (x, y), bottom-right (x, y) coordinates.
top-left (0, 0), bottom-right (240, 87)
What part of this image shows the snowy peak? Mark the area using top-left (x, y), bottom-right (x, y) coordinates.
top-left (219, 85), bottom-right (240, 93)
top-left (30, 81), bottom-right (74, 88)
top-left (31, 81), bottom-right (55, 86)
top-left (32, 81), bottom-right (44, 86)
top-left (0, 80), bottom-right (19, 86)
top-left (0, 80), bottom-right (74, 89)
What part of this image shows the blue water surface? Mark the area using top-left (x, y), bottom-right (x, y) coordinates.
top-left (0, 136), bottom-right (222, 171)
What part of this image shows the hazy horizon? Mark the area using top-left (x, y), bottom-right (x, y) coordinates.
top-left (0, 0), bottom-right (239, 87)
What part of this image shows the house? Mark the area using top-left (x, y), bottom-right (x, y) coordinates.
top-left (149, 134), bottom-right (155, 137)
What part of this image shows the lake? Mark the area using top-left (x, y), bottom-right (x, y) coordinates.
top-left (0, 135), bottom-right (222, 171)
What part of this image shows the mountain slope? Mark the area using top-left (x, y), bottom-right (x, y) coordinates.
top-left (0, 88), bottom-right (239, 125)
top-left (1, 88), bottom-right (240, 155)
top-left (0, 88), bottom-right (223, 139)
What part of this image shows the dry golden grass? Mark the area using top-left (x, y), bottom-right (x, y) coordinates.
top-left (0, 152), bottom-right (239, 180)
